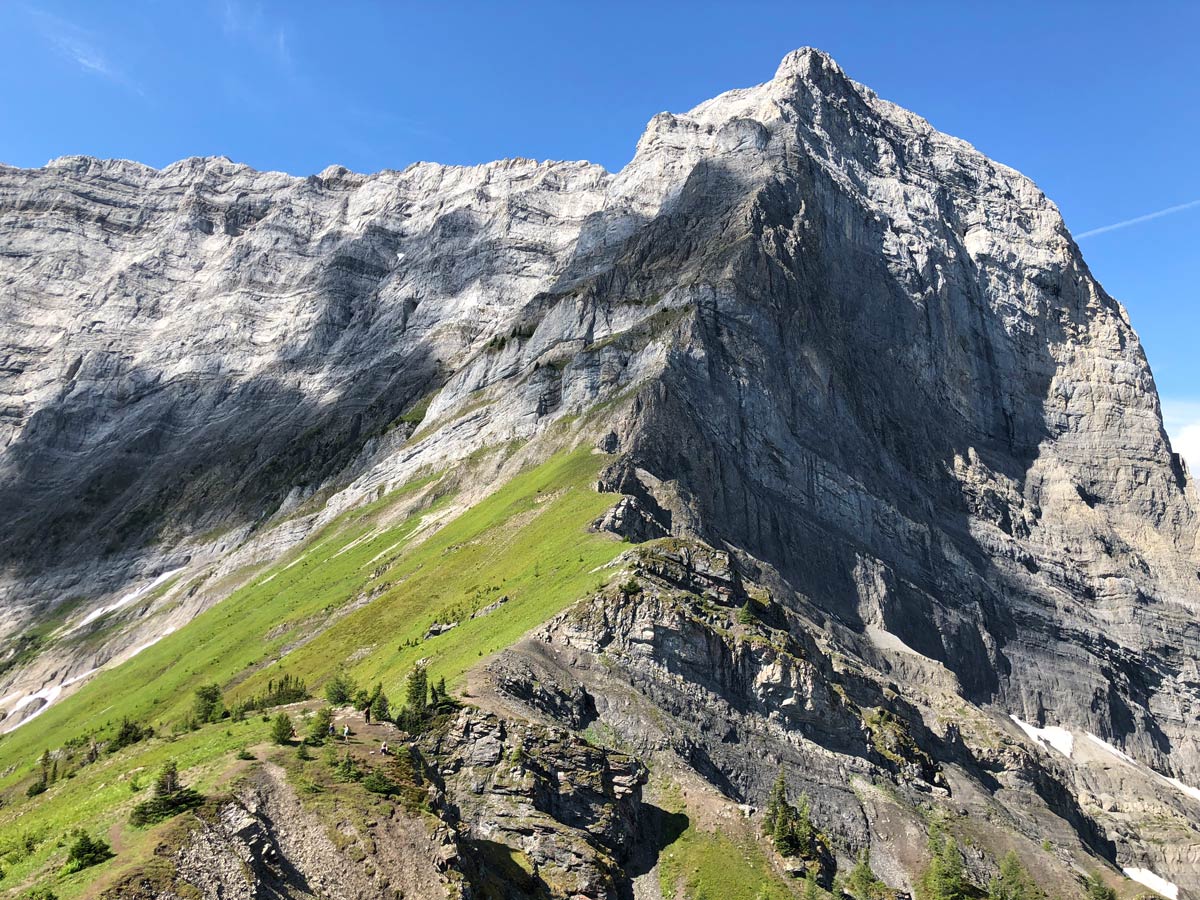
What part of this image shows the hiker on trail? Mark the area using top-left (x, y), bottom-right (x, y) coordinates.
top-left (343, 724), bottom-right (350, 741)
top-left (328, 722), bottom-right (335, 736)
top-left (381, 741), bottom-right (389, 755)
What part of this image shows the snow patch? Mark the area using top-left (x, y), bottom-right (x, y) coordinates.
top-left (124, 626), bottom-right (177, 659)
top-left (62, 667), bottom-right (98, 688)
top-left (1083, 733), bottom-right (1200, 805)
top-left (1163, 776), bottom-right (1200, 804)
top-left (1, 684), bottom-right (63, 733)
top-left (1123, 867), bottom-right (1178, 900)
top-left (1010, 714), bottom-right (1074, 758)
top-left (1086, 733), bottom-right (1137, 764)
top-left (66, 567), bottom-right (185, 634)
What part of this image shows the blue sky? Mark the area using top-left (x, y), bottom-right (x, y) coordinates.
top-left (1, 1), bottom-right (1197, 465)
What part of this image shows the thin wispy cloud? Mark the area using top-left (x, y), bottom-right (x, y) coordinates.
top-left (25, 6), bottom-right (144, 95)
top-left (219, 0), bottom-right (294, 71)
top-left (1076, 198), bottom-right (1200, 239)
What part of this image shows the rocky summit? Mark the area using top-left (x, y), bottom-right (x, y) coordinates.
top-left (0, 47), bottom-right (1197, 900)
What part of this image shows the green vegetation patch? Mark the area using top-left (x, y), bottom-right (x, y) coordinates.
top-left (0, 448), bottom-right (624, 897)
top-left (657, 783), bottom-right (799, 900)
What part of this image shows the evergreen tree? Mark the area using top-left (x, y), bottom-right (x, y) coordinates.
top-left (988, 852), bottom-right (1045, 900)
top-left (846, 849), bottom-right (889, 900)
top-left (1085, 873), bottom-right (1117, 900)
top-left (763, 768), bottom-right (789, 838)
top-left (324, 670), bottom-right (357, 705)
top-left (154, 760), bottom-right (180, 796)
top-left (404, 664), bottom-right (429, 715)
top-left (270, 712), bottom-right (294, 745)
top-left (308, 706), bottom-right (334, 744)
top-left (333, 751), bottom-right (363, 782)
top-left (61, 831), bottom-right (113, 874)
top-left (109, 718), bottom-right (149, 752)
top-left (370, 688), bottom-right (390, 723)
top-left (918, 836), bottom-right (970, 900)
top-left (794, 792), bottom-right (816, 848)
top-left (192, 684), bottom-right (223, 723)
top-left (761, 768), bottom-right (819, 860)
top-left (352, 688), bottom-right (371, 716)
top-left (131, 759), bottom-right (203, 826)
top-left (803, 872), bottom-right (822, 900)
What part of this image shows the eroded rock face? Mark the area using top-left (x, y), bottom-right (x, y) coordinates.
top-left (585, 48), bottom-right (1200, 785)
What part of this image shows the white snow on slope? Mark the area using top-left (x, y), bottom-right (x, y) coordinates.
top-left (0, 684), bottom-right (62, 733)
top-left (1164, 776), bottom-right (1200, 804)
top-left (1123, 867), bottom-right (1178, 900)
top-left (65, 567), bottom-right (185, 634)
top-left (1085, 733), bottom-right (1200, 805)
top-left (1086, 732), bottom-right (1137, 764)
top-left (1010, 714), bottom-right (1074, 758)
top-left (124, 626), bottom-right (178, 659)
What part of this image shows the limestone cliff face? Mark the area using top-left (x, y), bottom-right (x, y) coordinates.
top-left (1, 46), bottom-right (1198, 896)
top-left (587, 49), bottom-right (1200, 784)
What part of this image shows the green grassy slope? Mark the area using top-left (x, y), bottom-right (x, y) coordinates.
top-left (0, 447), bottom-right (625, 897)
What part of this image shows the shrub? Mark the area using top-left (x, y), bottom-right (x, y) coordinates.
top-left (22, 888), bottom-right (57, 900)
top-left (233, 673), bottom-right (309, 715)
top-left (362, 770), bottom-right (399, 796)
top-left (61, 831), bottom-right (113, 874)
top-left (270, 713), bottom-right (294, 745)
top-left (235, 747), bottom-right (255, 761)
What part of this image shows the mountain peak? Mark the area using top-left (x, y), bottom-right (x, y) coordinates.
top-left (773, 46), bottom-right (845, 81)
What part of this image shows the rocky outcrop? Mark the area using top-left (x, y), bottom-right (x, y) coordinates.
top-left (102, 713), bottom-right (647, 900)
top-left (102, 762), bottom-right (454, 900)
top-left (428, 708), bottom-right (648, 900)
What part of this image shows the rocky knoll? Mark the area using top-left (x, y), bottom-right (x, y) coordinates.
top-left (1, 46), bottom-right (1198, 898)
